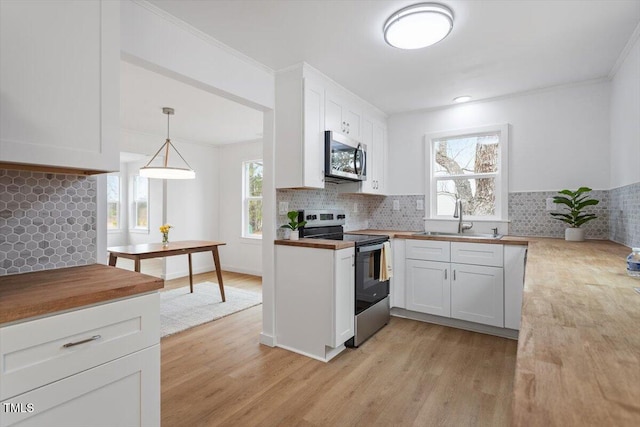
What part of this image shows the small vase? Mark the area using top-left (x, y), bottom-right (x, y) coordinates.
top-left (565, 228), bottom-right (585, 242)
top-left (289, 230), bottom-right (299, 241)
top-left (162, 234), bottom-right (169, 247)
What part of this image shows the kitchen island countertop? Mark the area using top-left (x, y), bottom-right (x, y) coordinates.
top-left (0, 264), bottom-right (163, 324)
top-left (512, 237), bottom-right (640, 425)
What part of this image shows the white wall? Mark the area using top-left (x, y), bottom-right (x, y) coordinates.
top-left (218, 140), bottom-right (263, 276)
top-left (388, 81), bottom-right (612, 195)
top-left (120, 1), bottom-right (274, 110)
top-left (610, 30), bottom-right (640, 188)
top-left (120, 129), bottom-right (220, 280)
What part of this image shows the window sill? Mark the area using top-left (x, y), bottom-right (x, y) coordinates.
top-left (241, 236), bottom-right (263, 244)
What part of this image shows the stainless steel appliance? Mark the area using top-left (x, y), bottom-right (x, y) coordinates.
top-left (325, 131), bottom-right (367, 182)
top-left (299, 209), bottom-right (390, 347)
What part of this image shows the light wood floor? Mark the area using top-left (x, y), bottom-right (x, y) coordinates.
top-left (161, 285), bottom-right (517, 426)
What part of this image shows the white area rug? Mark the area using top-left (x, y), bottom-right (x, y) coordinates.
top-left (160, 282), bottom-right (262, 337)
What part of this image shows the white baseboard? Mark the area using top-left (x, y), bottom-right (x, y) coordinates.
top-left (259, 333), bottom-right (276, 347)
top-left (221, 265), bottom-right (262, 277)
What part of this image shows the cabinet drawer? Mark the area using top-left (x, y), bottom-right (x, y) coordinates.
top-left (406, 240), bottom-right (450, 262)
top-left (0, 293), bottom-right (159, 400)
top-left (451, 242), bottom-right (503, 267)
top-left (0, 345), bottom-right (160, 427)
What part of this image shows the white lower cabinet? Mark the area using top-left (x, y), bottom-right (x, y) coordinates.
top-left (0, 293), bottom-right (160, 426)
top-left (275, 245), bottom-right (354, 361)
top-left (403, 239), bottom-right (525, 331)
top-left (406, 260), bottom-right (450, 317)
top-left (1, 345), bottom-right (160, 427)
top-left (450, 263), bottom-right (504, 327)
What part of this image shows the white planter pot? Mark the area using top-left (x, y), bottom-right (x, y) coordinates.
top-left (565, 228), bottom-right (585, 242)
top-left (289, 230), bottom-right (299, 241)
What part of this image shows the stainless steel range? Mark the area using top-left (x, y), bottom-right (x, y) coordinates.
top-left (299, 209), bottom-right (390, 347)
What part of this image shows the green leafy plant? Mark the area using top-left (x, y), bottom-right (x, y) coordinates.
top-left (550, 187), bottom-right (599, 228)
top-left (280, 211), bottom-right (307, 230)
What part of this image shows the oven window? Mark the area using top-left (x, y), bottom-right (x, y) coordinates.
top-left (355, 247), bottom-right (389, 314)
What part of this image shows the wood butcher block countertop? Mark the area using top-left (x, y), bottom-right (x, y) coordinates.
top-left (347, 229), bottom-right (530, 245)
top-left (0, 264), bottom-right (164, 324)
top-left (274, 238), bottom-right (354, 250)
top-left (513, 238), bottom-right (640, 426)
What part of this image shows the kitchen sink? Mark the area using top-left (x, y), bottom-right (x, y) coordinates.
top-left (414, 231), bottom-right (504, 240)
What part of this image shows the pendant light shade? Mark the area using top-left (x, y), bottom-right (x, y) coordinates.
top-left (140, 107), bottom-right (196, 180)
top-left (383, 3), bottom-right (454, 50)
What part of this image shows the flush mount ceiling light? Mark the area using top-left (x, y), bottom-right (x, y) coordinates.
top-left (383, 3), bottom-right (454, 50)
top-left (453, 95), bottom-right (472, 103)
top-left (140, 107), bottom-right (196, 180)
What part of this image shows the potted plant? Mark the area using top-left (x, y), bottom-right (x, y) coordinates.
top-left (550, 187), bottom-right (599, 242)
top-left (280, 210), bottom-right (307, 240)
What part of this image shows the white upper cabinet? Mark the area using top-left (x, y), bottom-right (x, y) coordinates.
top-left (0, 0), bottom-right (120, 174)
top-left (325, 91), bottom-right (361, 140)
top-left (275, 66), bottom-right (325, 189)
top-left (360, 120), bottom-right (387, 195)
top-left (275, 63), bottom-right (387, 190)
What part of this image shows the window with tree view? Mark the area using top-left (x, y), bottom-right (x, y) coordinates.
top-left (429, 125), bottom-right (508, 220)
top-left (243, 160), bottom-right (263, 238)
top-left (131, 175), bottom-right (149, 230)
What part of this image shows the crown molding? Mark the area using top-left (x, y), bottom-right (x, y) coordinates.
top-left (608, 20), bottom-right (640, 79)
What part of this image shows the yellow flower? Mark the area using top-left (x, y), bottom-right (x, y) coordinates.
top-left (159, 224), bottom-right (173, 233)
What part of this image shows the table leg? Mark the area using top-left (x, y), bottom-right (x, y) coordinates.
top-left (134, 258), bottom-right (141, 273)
top-left (212, 247), bottom-right (225, 302)
top-left (188, 253), bottom-right (194, 293)
top-left (108, 253), bottom-right (117, 267)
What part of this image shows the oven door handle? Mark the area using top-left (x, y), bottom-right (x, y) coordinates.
top-left (357, 243), bottom-right (384, 253)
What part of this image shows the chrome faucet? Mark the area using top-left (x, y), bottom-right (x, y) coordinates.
top-left (453, 198), bottom-right (473, 234)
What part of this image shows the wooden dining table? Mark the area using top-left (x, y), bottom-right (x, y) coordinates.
top-left (107, 240), bottom-right (227, 301)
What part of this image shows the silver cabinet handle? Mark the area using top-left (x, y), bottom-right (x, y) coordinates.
top-left (63, 335), bottom-right (101, 348)
top-left (453, 270), bottom-right (456, 280)
top-left (444, 269), bottom-right (447, 280)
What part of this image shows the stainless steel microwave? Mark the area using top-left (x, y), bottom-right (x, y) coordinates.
top-left (324, 130), bottom-right (367, 182)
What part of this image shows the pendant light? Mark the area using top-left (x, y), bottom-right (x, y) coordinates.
top-left (139, 107), bottom-right (196, 180)
top-left (383, 3), bottom-right (454, 50)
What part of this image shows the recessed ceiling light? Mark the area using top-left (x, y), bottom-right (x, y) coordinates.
top-left (383, 3), bottom-right (454, 50)
top-left (453, 95), bottom-right (472, 103)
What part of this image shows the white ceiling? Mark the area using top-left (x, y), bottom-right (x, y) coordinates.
top-left (149, 0), bottom-right (640, 114)
top-left (120, 60), bottom-right (264, 145)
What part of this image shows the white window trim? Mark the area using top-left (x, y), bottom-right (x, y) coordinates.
top-left (129, 174), bottom-right (150, 233)
top-left (425, 124), bottom-right (509, 221)
top-left (106, 173), bottom-right (122, 233)
top-left (242, 159), bottom-right (263, 239)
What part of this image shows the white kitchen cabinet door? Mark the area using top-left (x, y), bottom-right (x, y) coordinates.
top-left (405, 259), bottom-right (451, 317)
top-left (0, 0), bottom-right (119, 173)
top-left (303, 78), bottom-right (326, 188)
top-left (332, 248), bottom-right (355, 347)
top-left (325, 91), bottom-right (361, 139)
top-left (451, 263), bottom-right (504, 327)
top-left (504, 245), bottom-right (527, 330)
top-left (371, 121), bottom-right (387, 194)
top-left (0, 345), bottom-right (160, 427)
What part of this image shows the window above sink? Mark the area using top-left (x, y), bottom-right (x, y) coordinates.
top-left (425, 124), bottom-right (510, 222)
